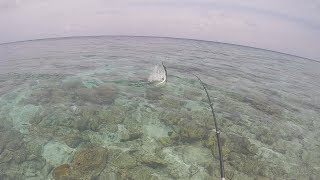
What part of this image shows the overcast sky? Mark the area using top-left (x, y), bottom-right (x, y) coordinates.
top-left (0, 0), bottom-right (319, 60)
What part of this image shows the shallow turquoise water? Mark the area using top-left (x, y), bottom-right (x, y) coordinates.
top-left (0, 36), bottom-right (319, 179)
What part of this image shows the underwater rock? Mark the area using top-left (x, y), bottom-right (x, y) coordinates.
top-left (204, 130), bottom-right (217, 149)
top-left (188, 164), bottom-right (200, 177)
top-left (71, 106), bottom-right (102, 132)
top-left (125, 132), bottom-right (143, 142)
top-left (27, 86), bottom-right (67, 105)
top-left (98, 165), bottom-right (157, 180)
top-left (228, 152), bottom-right (261, 176)
top-left (182, 145), bottom-right (212, 166)
top-left (144, 124), bottom-right (172, 139)
top-left (76, 84), bottom-right (118, 105)
top-left (257, 164), bottom-right (288, 178)
top-left (50, 146), bottom-right (107, 179)
top-left (183, 89), bottom-right (202, 101)
top-left (52, 164), bottom-right (71, 180)
top-left (161, 147), bottom-right (190, 179)
top-left (0, 116), bottom-right (13, 132)
top-left (88, 119), bottom-right (100, 132)
top-left (75, 88), bottom-right (96, 103)
top-left (110, 151), bottom-right (137, 169)
top-left (5, 137), bottom-right (24, 151)
top-left (25, 138), bottom-right (46, 160)
top-left (227, 149), bottom-right (289, 179)
top-left (160, 97), bottom-right (187, 110)
top-left (61, 78), bottom-right (83, 90)
top-left (29, 108), bottom-right (46, 126)
top-left (63, 134), bottom-right (84, 148)
top-left (72, 146), bottom-right (107, 172)
top-left (129, 166), bottom-right (161, 180)
top-left (145, 87), bottom-right (164, 101)
top-left (139, 154), bottom-right (168, 168)
top-left (94, 84), bottom-right (118, 104)
top-left (159, 111), bottom-right (208, 142)
top-left (177, 119), bottom-right (207, 142)
top-left (205, 131), bottom-right (231, 160)
top-left (42, 141), bottom-right (74, 166)
top-left (222, 146), bottom-right (231, 160)
top-left (121, 114), bottom-right (145, 142)
top-left (190, 110), bottom-right (213, 129)
top-left (13, 148), bottom-right (28, 164)
top-left (117, 123), bottom-right (143, 142)
top-left (117, 124), bottom-right (130, 142)
top-left (158, 131), bottom-right (179, 147)
top-left (0, 129), bottom-right (28, 164)
top-left (243, 96), bottom-right (282, 116)
top-left (254, 176), bottom-right (272, 180)
top-left (271, 139), bottom-right (287, 154)
top-left (227, 134), bottom-right (258, 156)
top-left (189, 165), bottom-right (212, 180)
top-left (71, 117), bottom-right (89, 132)
top-left (0, 174), bottom-right (22, 180)
top-left (98, 106), bottom-right (128, 124)
top-left (0, 149), bottom-right (13, 163)
top-left (94, 170), bottom-right (122, 180)
top-left (160, 111), bottom-right (191, 126)
top-left (77, 106), bottom-right (99, 119)
top-left (255, 127), bottom-right (277, 145)
top-left (227, 92), bottom-right (282, 117)
top-left (104, 124), bottom-right (118, 133)
top-left (223, 111), bottom-right (243, 126)
top-left (0, 143), bottom-right (3, 155)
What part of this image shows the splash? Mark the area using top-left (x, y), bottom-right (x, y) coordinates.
top-left (148, 63), bottom-right (167, 86)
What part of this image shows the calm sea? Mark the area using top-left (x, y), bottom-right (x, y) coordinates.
top-left (0, 36), bottom-right (319, 179)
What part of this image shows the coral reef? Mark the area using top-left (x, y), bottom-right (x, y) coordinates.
top-left (98, 105), bottom-right (128, 124)
top-left (61, 78), bottom-right (84, 90)
top-left (26, 86), bottom-right (68, 105)
top-left (1, 64), bottom-right (319, 180)
top-left (226, 92), bottom-right (283, 117)
top-left (160, 96), bottom-right (187, 110)
top-left (76, 84), bottom-right (118, 105)
top-left (139, 153), bottom-right (168, 168)
top-left (183, 89), bottom-right (202, 101)
top-left (145, 87), bottom-right (164, 101)
top-left (52, 164), bottom-right (71, 180)
top-left (227, 134), bottom-right (258, 156)
top-left (72, 146), bottom-right (107, 172)
top-left (159, 110), bottom-right (209, 143)
top-left (51, 146), bottom-right (108, 180)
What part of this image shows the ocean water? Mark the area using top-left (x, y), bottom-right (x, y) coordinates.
top-left (0, 36), bottom-right (319, 180)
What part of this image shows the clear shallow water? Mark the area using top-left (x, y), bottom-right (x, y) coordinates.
top-left (0, 36), bottom-right (319, 179)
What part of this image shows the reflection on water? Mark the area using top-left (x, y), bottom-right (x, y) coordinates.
top-left (0, 36), bottom-right (319, 179)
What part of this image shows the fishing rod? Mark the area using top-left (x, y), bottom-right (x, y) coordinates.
top-left (194, 75), bottom-right (225, 180)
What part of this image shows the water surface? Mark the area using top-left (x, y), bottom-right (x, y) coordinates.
top-left (0, 36), bottom-right (319, 179)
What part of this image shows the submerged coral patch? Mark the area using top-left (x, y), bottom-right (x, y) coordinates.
top-left (76, 84), bottom-right (118, 105)
top-left (52, 164), bottom-right (71, 180)
top-left (42, 141), bottom-right (74, 166)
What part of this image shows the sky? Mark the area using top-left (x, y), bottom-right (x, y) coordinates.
top-left (0, 0), bottom-right (319, 60)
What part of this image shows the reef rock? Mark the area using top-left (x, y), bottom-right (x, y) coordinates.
top-left (227, 134), bottom-right (258, 156)
top-left (72, 146), bottom-right (108, 173)
top-left (51, 146), bottom-right (108, 179)
top-left (76, 84), bottom-right (118, 105)
top-left (52, 164), bottom-right (71, 180)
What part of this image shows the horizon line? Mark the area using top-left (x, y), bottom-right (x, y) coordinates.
top-left (0, 35), bottom-right (318, 63)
